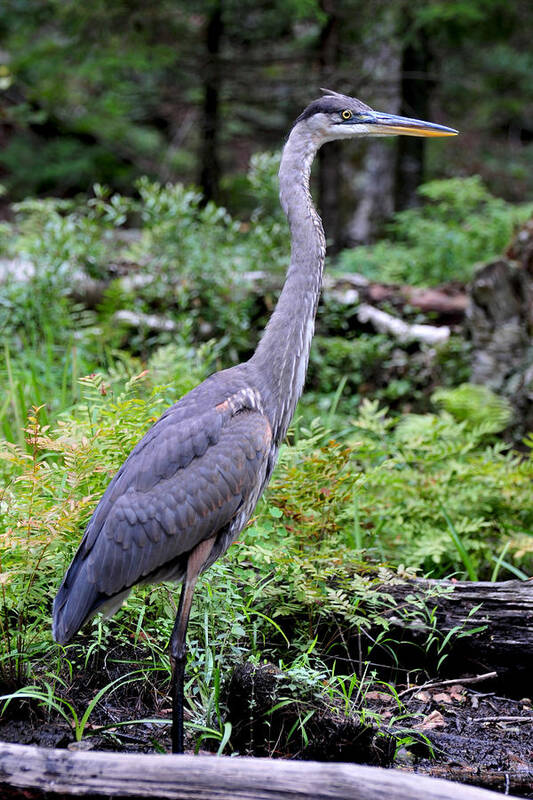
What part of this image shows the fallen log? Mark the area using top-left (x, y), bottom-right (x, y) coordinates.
top-left (0, 257), bottom-right (465, 325)
top-left (228, 581), bottom-right (533, 736)
top-left (0, 742), bottom-right (515, 800)
top-left (404, 764), bottom-right (533, 795)
top-left (374, 579), bottom-right (533, 687)
top-left (113, 299), bottom-right (452, 344)
top-left (326, 274), bottom-right (467, 320)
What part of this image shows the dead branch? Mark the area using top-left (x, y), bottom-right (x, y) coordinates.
top-left (357, 303), bottom-right (450, 344)
top-left (373, 579), bottom-right (533, 688)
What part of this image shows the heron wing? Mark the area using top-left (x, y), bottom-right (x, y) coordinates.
top-left (53, 379), bottom-right (272, 642)
top-left (88, 406), bottom-right (272, 594)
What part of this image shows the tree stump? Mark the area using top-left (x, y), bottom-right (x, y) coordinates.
top-left (467, 217), bottom-right (533, 432)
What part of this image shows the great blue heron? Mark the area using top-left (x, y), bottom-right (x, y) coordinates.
top-left (53, 90), bottom-right (457, 753)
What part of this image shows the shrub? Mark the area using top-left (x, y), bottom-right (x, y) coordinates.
top-left (339, 176), bottom-right (533, 285)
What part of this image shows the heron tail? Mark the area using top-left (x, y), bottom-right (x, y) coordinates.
top-left (52, 556), bottom-right (102, 645)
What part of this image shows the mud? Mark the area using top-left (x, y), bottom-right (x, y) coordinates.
top-left (0, 654), bottom-right (531, 797)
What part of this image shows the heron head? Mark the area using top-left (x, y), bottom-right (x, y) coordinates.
top-left (296, 89), bottom-right (458, 144)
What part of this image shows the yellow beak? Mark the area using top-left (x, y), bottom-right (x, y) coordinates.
top-left (368, 112), bottom-right (458, 137)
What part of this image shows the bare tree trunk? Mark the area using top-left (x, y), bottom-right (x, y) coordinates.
top-left (468, 260), bottom-right (529, 389)
top-left (318, 0), bottom-right (342, 254)
top-left (199, 0), bottom-right (223, 203)
top-left (394, 25), bottom-right (433, 211)
top-left (467, 219), bottom-right (533, 433)
top-left (344, 9), bottom-right (401, 245)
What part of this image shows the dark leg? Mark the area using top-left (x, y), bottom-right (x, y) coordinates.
top-left (168, 537), bottom-right (215, 754)
top-left (169, 580), bottom-right (196, 754)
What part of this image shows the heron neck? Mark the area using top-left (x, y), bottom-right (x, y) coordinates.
top-left (251, 125), bottom-right (325, 443)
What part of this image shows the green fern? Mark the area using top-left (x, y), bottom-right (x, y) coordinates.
top-left (431, 383), bottom-right (513, 433)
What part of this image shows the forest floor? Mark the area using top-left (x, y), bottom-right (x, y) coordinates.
top-left (0, 658), bottom-right (531, 798)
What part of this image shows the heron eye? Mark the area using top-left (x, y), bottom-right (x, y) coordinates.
top-left (341, 109), bottom-right (353, 120)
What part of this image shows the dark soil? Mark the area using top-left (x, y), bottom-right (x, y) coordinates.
top-left (0, 651), bottom-right (531, 797)
top-left (224, 661), bottom-right (533, 796)
top-left (371, 682), bottom-right (533, 795)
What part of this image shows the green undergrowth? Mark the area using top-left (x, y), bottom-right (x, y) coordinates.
top-left (339, 176), bottom-right (533, 285)
top-left (0, 160), bottom-right (287, 438)
top-left (2, 171), bottom-right (527, 440)
top-left (305, 333), bottom-right (471, 418)
top-left (0, 354), bottom-right (531, 751)
top-left (1, 170), bottom-right (532, 752)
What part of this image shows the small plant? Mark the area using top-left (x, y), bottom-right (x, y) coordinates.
top-left (432, 383), bottom-right (513, 433)
top-left (0, 669), bottom-right (166, 743)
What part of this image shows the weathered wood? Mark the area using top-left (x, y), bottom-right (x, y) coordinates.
top-left (467, 219), bottom-right (533, 433)
top-left (382, 578), bottom-right (533, 654)
top-left (467, 259), bottom-right (530, 389)
top-left (373, 579), bottom-right (533, 687)
top-left (366, 283), bottom-right (467, 316)
top-left (226, 580), bottom-right (533, 750)
top-left (404, 764), bottom-right (533, 795)
top-left (271, 271), bottom-right (466, 321)
top-left (357, 303), bottom-right (450, 344)
top-left (0, 742), bottom-right (514, 800)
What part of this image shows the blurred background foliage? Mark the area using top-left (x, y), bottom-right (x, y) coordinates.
top-left (0, 0), bottom-right (531, 232)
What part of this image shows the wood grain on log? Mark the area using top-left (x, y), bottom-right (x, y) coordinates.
top-left (381, 578), bottom-right (533, 653)
top-left (362, 579), bottom-right (533, 696)
top-left (0, 743), bottom-right (514, 800)
top-left (404, 764), bottom-right (533, 795)
top-left (371, 579), bottom-right (533, 689)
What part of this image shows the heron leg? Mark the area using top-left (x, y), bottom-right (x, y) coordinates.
top-left (169, 536), bottom-right (215, 754)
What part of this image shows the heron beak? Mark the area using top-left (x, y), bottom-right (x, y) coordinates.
top-left (367, 112), bottom-right (458, 138)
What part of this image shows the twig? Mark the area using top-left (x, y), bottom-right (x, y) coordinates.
top-left (398, 672), bottom-right (497, 699)
top-left (470, 715), bottom-right (533, 724)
